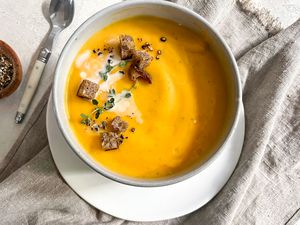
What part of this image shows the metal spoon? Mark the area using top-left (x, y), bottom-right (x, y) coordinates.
top-left (15, 0), bottom-right (74, 124)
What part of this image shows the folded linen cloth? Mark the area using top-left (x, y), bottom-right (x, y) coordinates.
top-left (0, 0), bottom-right (299, 224)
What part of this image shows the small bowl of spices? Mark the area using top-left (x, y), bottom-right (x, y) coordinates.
top-left (0, 40), bottom-right (22, 98)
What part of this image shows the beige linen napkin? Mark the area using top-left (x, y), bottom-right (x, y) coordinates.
top-left (0, 0), bottom-right (299, 224)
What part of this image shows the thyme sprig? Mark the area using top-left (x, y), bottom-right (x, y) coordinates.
top-left (80, 89), bottom-right (116, 122)
top-left (80, 113), bottom-right (91, 125)
top-left (129, 81), bottom-right (138, 91)
top-left (80, 80), bottom-right (137, 124)
top-left (99, 60), bottom-right (129, 81)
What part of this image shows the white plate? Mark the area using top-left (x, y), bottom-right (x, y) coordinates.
top-left (46, 95), bottom-right (245, 222)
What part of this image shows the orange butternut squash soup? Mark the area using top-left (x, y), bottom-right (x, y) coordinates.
top-left (66, 16), bottom-right (234, 179)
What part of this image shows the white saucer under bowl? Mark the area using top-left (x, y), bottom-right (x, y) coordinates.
top-left (46, 95), bottom-right (245, 222)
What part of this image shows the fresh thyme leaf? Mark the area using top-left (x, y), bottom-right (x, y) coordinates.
top-left (108, 89), bottom-right (116, 98)
top-left (96, 107), bottom-right (103, 113)
top-left (129, 81), bottom-right (138, 91)
top-left (104, 101), bottom-right (115, 110)
top-left (80, 113), bottom-right (89, 119)
top-left (99, 72), bottom-right (108, 81)
top-left (98, 107), bottom-right (104, 113)
top-left (80, 113), bottom-right (91, 125)
top-left (124, 92), bottom-right (131, 98)
top-left (106, 64), bottom-right (114, 72)
top-left (81, 86), bottom-right (120, 124)
top-left (92, 99), bottom-right (98, 105)
top-left (99, 64), bottom-right (114, 81)
top-left (108, 98), bottom-right (115, 103)
top-left (99, 60), bottom-right (129, 81)
top-left (95, 111), bottom-right (100, 119)
top-left (103, 74), bottom-right (108, 81)
top-left (119, 60), bottom-right (128, 67)
top-left (93, 107), bottom-right (103, 119)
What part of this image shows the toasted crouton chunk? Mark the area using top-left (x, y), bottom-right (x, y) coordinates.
top-left (111, 116), bottom-right (128, 133)
top-left (129, 65), bottom-right (152, 84)
top-left (101, 132), bottom-right (121, 150)
top-left (133, 50), bottom-right (152, 69)
top-left (77, 79), bottom-right (99, 100)
top-left (119, 35), bottom-right (135, 59)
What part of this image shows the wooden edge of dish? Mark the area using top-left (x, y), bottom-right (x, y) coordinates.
top-left (0, 40), bottom-right (22, 99)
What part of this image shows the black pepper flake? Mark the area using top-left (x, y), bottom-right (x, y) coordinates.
top-left (120, 134), bottom-right (124, 139)
top-left (107, 59), bottom-right (112, 64)
top-left (160, 37), bottom-right (167, 42)
top-left (92, 49), bottom-right (96, 53)
top-left (108, 46), bottom-right (114, 53)
top-left (157, 50), bottom-right (162, 55)
top-left (130, 128), bottom-right (135, 132)
top-left (97, 52), bottom-right (102, 56)
top-left (119, 70), bottom-right (125, 74)
top-left (156, 55), bottom-right (160, 60)
top-left (141, 44), bottom-right (148, 50)
top-left (103, 45), bottom-right (114, 53)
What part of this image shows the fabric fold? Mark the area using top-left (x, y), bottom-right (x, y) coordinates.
top-left (0, 1), bottom-right (299, 225)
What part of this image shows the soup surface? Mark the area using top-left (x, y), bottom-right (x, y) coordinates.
top-left (66, 16), bottom-right (233, 179)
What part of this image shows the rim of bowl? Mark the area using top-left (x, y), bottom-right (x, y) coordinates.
top-left (53, 0), bottom-right (242, 187)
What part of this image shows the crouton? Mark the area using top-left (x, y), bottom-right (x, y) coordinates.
top-left (119, 35), bottom-right (135, 60)
top-left (77, 79), bottom-right (99, 100)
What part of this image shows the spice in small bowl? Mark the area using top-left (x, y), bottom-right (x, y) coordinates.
top-left (0, 40), bottom-right (22, 98)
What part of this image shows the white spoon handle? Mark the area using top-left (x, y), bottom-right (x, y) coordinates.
top-left (15, 48), bottom-right (51, 124)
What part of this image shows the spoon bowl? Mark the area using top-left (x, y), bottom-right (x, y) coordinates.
top-left (49, 0), bottom-right (74, 29)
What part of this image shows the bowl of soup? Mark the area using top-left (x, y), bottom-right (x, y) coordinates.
top-left (53, 0), bottom-right (241, 187)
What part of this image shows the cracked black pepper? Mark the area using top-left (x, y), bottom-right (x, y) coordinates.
top-left (0, 54), bottom-right (13, 90)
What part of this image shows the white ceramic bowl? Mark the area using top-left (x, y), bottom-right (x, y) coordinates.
top-left (53, 0), bottom-right (242, 187)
